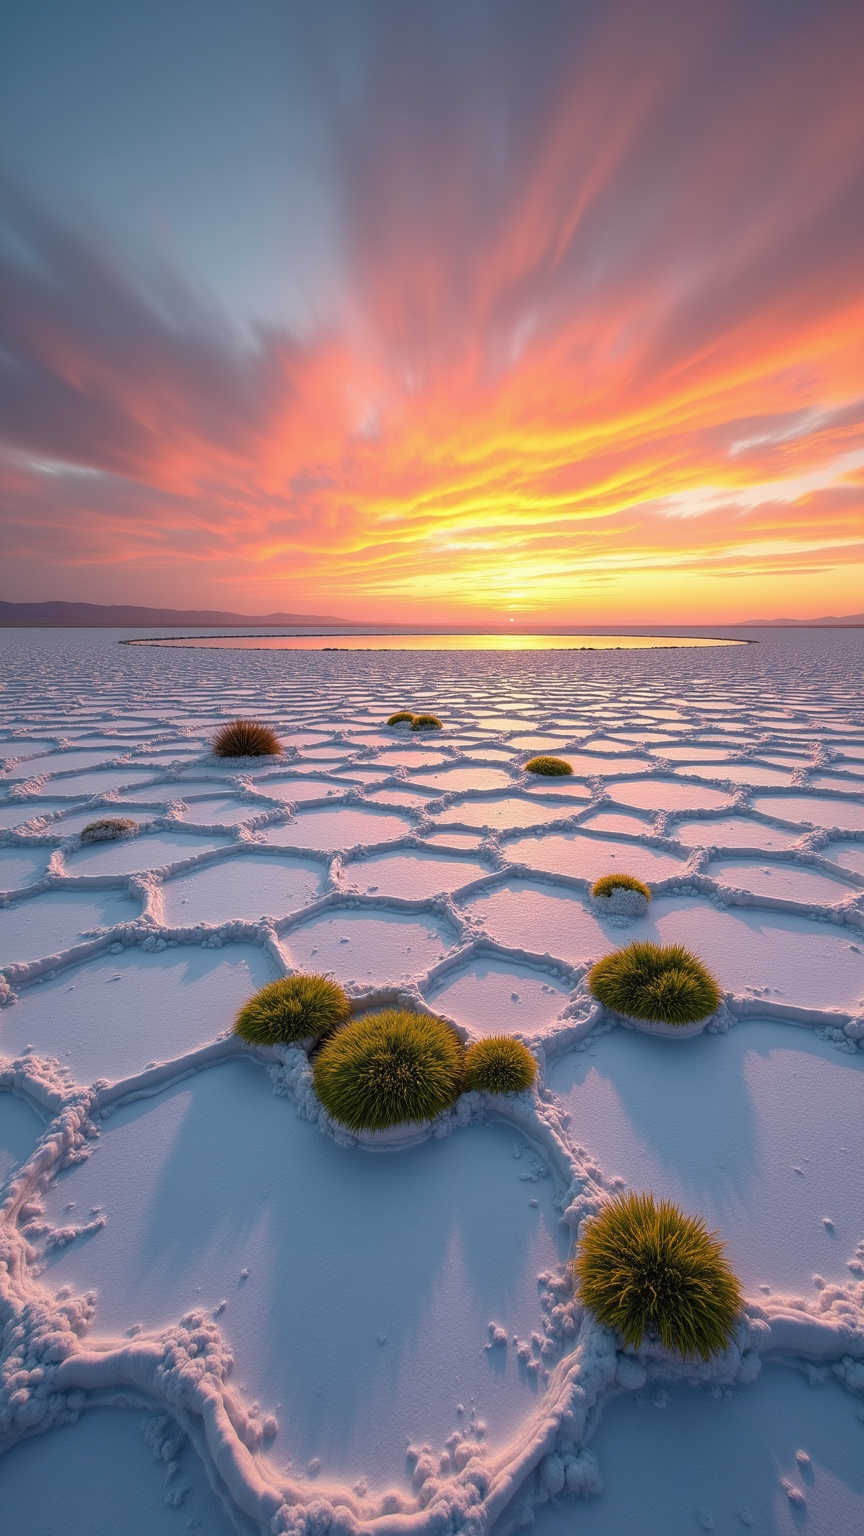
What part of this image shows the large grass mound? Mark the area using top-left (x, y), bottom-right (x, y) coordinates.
top-left (234, 975), bottom-right (350, 1046)
top-left (410, 714), bottom-right (443, 732)
top-left (588, 941), bottom-right (720, 1025)
top-left (313, 1009), bottom-right (464, 1131)
top-left (213, 719), bottom-right (282, 758)
top-left (387, 711), bottom-right (415, 726)
top-left (525, 755), bottom-right (572, 776)
top-left (463, 1036), bottom-right (537, 1094)
top-left (572, 1190), bottom-right (743, 1359)
top-left (591, 873), bottom-right (651, 901)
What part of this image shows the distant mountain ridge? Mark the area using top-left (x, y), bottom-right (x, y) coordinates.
top-left (740, 613), bottom-right (864, 626)
top-left (0, 600), bottom-right (352, 628)
top-left (2, 600), bottom-right (863, 629)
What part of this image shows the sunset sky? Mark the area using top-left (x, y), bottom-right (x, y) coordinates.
top-left (1, 0), bottom-right (863, 623)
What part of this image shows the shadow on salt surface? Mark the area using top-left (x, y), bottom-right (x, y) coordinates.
top-left (505, 832), bottom-right (684, 883)
top-left (114, 778), bottom-right (239, 804)
top-left (38, 767), bottom-right (158, 796)
top-left (0, 1093), bottom-right (43, 1188)
top-left (549, 1022), bottom-right (864, 1293)
top-left (517, 1368), bottom-right (864, 1536)
top-left (342, 849), bottom-right (488, 898)
top-left (374, 748), bottom-right (451, 768)
top-left (283, 908), bottom-right (451, 985)
top-left (255, 776), bottom-right (360, 803)
top-left (827, 841), bottom-right (864, 877)
top-left (679, 761), bottom-right (796, 787)
top-left (0, 888), bottom-right (140, 968)
top-left (580, 808), bottom-right (653, 834)
top-left (0, 800), bottom-right (88, 831)
top-left (432, 796), bottom-right (576, 831)
top-left (10, 746), bottom-right (128, 771)
top-left (162, 853), bottom-right (325, 926)
top-left (709, 858), bottom-right (859, 905)
top-left (609, 778), bottom-right (736, 812)
top-left (465, 882), bottom-right (606, 964)
top-left (0, 947), bottom-right (274, 1085)
top-left (411, 766), bottom-right (515, 792)
top-left (42, 1059), bottom-right (568, 1489)
top-left (364, 786), bottom-right (438, 810)
top-left (0, 847), bottom-right (49, 889)
top-left (64, 829), bottom-right (231, 876)
top-left (170, 796), bottom-right (268, 826)
top-left (627, 897), bottom-right (864, 1012)
top-left (675, 816), bottom-right (800, 850)
top-left (0, 1406), bottom-right (237, 1536)
top-left (264, 805), bottom-right (415, 849)
top-left (751, 793), bottom-right (864, 830)
top-left (427, 956), bottom-right (570, 1036)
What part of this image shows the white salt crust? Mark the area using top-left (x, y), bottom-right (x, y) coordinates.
top-left (1, 628), bottom-right (864, 1533)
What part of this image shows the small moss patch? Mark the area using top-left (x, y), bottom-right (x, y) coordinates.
top-left (591, 873), bottom-right (651, 901)
top-left (525, 755), bottom-right (572, 776)
top-left (387, 712), bottom-right (415, 726)
top-left (410, 714), bottom-right (443, 732)
top-left (213, 719), bottom-right (282, 758)
top-left (463, 1036), bottom-right (537, 1094)
top-left (234, 975), bottom-right (350, 1046)
top-left (588, 941), bottom-right (720, 1025)
top-left (80, 817), bottom-right (137, 843)
top-left (572, 1190), bottom-right (743, 1359)
top-left (312, 1009), bottom-right (464, 1131)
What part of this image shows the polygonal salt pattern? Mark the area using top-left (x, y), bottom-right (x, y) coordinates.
top-left (2, 626), bottom-right (864, 1536)
top-left (40, 1059), bottom-right (567, 1489)
top-left (1, 946), bottom-right (275, 1084)
top-left (0, 888), bottom-right (140, 968)
top-left (161, 852), bottom-right (327, 926)
top-left (283, 908), bottom-right (454, 985)
top-left (426, 955), bottom-right (572, 1036)
top-left (342, 849), bottom-right (489, 898)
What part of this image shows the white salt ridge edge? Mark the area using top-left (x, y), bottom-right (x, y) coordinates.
top-left (2, 635), bottom-right (864, 1531)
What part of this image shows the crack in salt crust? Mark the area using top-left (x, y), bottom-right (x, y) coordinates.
top-left (1, 630), bottom-right (864, 1532)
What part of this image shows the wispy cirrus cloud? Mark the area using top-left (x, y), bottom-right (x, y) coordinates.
top-left (1, 0), bottom-right (863, 619)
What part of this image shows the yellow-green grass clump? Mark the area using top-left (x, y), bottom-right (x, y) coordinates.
top-left (588, 941), bottom-right (720, 1026)
top-left (572, 1191), bottom-right (743, 1359)
top-left (234, 975), bottom-right (350, 1046)
top-left (80, 817), bottom-right (137, 843)
top-left (591, 873), bottom-right (651, 901)
top-left (410, 713), bottom-right (443, 731)
top-left (463, 1036), bottom-right (537, 1095)
top-left (213, 718), bottom-right (282, 758)
top-left (312, 1009), bottom-right (464, 1131)
top-left (387, 711), bottom-right (415, 726)
top-left (525, 755), bottom-right (573, 776)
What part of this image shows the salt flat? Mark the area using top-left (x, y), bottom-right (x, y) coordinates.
top-left (1, 626), bottom-right (864, 1536)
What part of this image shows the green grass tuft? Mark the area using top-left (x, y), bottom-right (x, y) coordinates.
top-left (463, 1036), bottom-right (537, 1094)
top-left (387, 712), bottom-right (415, 726)
top-left (234, 975), bottom-right (350, 1046)
top-left (572, 1190), bottom-right (743, 1359)
top-left (212, 719), bottom-right (282, 758)
top-left (525, 755), bottom-right (573, 776)
top-left (312, 1009), bottom-right (464, 1131)
top-left (591, 873), bottom-right (651, 901)
top-left (588, 941), bottom-right (720, 1025)
top-left (410, 714), bottom-right (443, 731)
top-left (80, 817), bottom-right (137, 843)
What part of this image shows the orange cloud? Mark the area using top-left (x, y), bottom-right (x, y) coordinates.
top-left (1, 2), bottom-right (863, 621)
